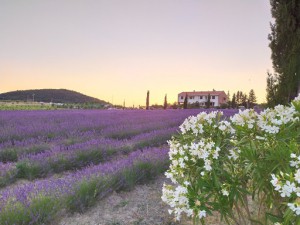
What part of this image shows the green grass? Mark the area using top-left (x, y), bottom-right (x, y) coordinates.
top-left (66, 159), bottom-right (168, 213)
top-left (0, 196), bottom-right (61, 225)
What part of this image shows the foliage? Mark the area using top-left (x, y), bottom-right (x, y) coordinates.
top-left (163, 95), bottom-right (300, 224)
top-left (267, 0), bottom-right (300, 105)
top-left (248, 89), bottom-right (257, 108)
top-left (146, 90), bottom-right (150, 110)
top-left (266, 71), bottom-right (279, 108)
top-left (231, 93), bottom-right (236, 108)
top-left (184, 94), bottom-right (188, 109)
top-left (230, 90), bottom-right (257, 109)
top-left (206, 94), bottom-right (211, 109)
top-left (164, 94), bottom-right (168, 110)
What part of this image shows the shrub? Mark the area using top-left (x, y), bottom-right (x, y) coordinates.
top-left (162, 96), bottom-right (300, 225)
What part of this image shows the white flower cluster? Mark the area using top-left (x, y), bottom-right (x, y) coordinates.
top-left (271, 153), bottom-right (300, 216)
top-left (287, 203), bottom-right (300, 215)
top-left (163, 111), bottom-right (229, 221)
top-left (230, 109), bottom-right (257, 129)
top-left (164, 97), bottom-right (300, 223)
top-left (162, 184), bottom-right (193, 220)
top-left (258, 105), bottom-right (298, 134)
top-left (218, 120), bottom-right (235, 134)
top-left (228, 148), bottom-right (241, 161)
top-left (179, 111), bottom-right (221, 135)
top-left (167, 138), bottom-right (221, 178)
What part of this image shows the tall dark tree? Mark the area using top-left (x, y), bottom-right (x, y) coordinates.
top-left (231, 93), bottom-right (237, 108)
top-left (242, 94), bottom-right (248, 108)
top-left (227, 91), bottom-right (231, 107)
top-left (164, 94), bottom-right (168, 110)
top-left (266, 72), bottom-right (278, 107)
top-left (248, 89), bottom-right (257, 108)
top-left (236, 91), bottom-right (243, 106)
top-left (206, 94), bottom-right (211, 109)
top-left (183, 94), bottom-right (188, 109)
top-left (146, 90), bottom-right (150, 110)
top-left (268, 0), bottom-right (300, 104)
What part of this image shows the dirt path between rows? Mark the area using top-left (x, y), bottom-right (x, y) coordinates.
top-left (58, 175), bottom-right (224, 225)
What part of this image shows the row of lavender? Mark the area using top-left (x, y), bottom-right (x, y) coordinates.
top-left (0, 109), bottom-right (238, 224)
top-left (0, 147), bottom-right (169, 225)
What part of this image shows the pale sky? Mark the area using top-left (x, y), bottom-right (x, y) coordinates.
top-left (0, 0), bottom-right (273, 106)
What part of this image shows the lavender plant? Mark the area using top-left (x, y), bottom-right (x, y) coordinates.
top-left (0, 147), bottom-right (168, 224)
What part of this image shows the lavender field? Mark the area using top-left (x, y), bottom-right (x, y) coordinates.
top-left (0, 109), bottom-right (237, 224)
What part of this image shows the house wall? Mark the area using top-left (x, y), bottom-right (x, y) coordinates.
top-left (178, 94), bottom-right (221, 107)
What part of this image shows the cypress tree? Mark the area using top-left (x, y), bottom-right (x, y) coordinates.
top-left (266, 72), bottom-right (278, 107)
top-left (227, 91), bottom-right (231, 107)
top-left (206, 94), bottom-right (211, 109)
top-left (242, 94), bottom-right (248, 108)
top-left (248, 89), bottom-right (257, 108)
top-left (183, 94), bottom-right (188, 109)
top-left (164, 94), bottom-right (168, 110)
top-left (146, 90), bottom-right (150, 110)
top-left (231, 93), bottom-right (236, 108)
top-left (268, 0), bottom-right (300, 104)
top-left (236, 91), bottom-right (240, 106)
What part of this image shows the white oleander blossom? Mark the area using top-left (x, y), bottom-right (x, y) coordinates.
top-left (162, 184), bottom-right (193, 220)
top-left (221, 189), bottom-right (229, 196)
top-left (218, 120), bottom-right (235, 134)
top-left (294, 169), bottom-right (300, 184)
top-left (230, 109), bottom-right (257, 129)
top-left (258, 105), bottom-right (298, 134)
top-left (163, 111), bottom-right (226, 222)
top-left (280, 181), bottom-right (296, 197)
top-left (198, 210), bottom-right (207, 219)
top-left (271, 174), bottom-right (281, 191)
top-left (290, 153), bottom-right (300, 169)
top-left (179, 111), bottom-right (222, 135)
top-left (271, 153), bottom-right (300, 216)
top-left (228, 148), bottom-right (240, 161)
top-left (287, 203), bottom-right (300, 215)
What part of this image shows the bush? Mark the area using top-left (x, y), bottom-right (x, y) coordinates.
top-left (162, 96), bottom-right (300, 225)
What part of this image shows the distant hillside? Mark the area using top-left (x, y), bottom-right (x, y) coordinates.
top-left (0, 89), bottom-right (109, 104)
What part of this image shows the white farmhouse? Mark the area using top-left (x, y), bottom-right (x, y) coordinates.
top-left (178, 91), bottom-right (227, 107)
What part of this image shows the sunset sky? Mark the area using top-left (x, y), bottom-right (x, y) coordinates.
top-left (1, 0), bottom-right (273, 106)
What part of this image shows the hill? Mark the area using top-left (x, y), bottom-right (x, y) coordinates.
top-left (0, 89), bottom-right (108, 104)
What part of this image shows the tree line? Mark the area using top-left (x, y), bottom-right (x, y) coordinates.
top-left (227, 89), bottom-right (257, 109)
top-left (144, 89), bottom-right (257, 110)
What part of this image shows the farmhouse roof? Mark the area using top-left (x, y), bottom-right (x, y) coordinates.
top-left (178, 91), bottom-right (226, 96)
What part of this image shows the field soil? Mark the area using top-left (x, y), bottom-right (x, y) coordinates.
top-left (58, 175), bottom-right (224, 225)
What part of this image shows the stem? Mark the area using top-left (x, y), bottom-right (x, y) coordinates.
top-left (230, 211), bottom-right (242, 225)
top-left (193, 215), bottom-right (198, 225)
top-left (233, 201), bottom-right (246, 225)
top-left (258, 193), bottom-right (266, 220)
top-left (243, 194), bottom-right (253, 225)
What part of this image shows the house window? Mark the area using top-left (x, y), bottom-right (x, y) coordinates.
top-left (223, 97), bottom-right (226, 101)
top-left (189, 96), bottom-right (194, 99)
top-left (181, 96), bottom-right (183, 100)
top-left (211, 96), bottom-right (215, 99)
top-left (200, 96), bottom-right (203, 99)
